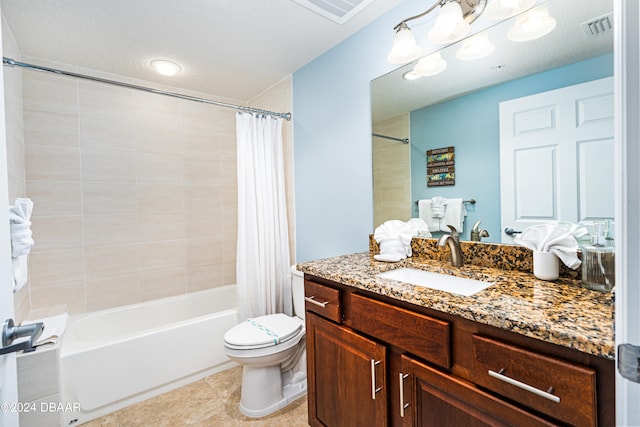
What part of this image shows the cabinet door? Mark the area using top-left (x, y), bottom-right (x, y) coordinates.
top-left (306, 312), bottom-right (387, 427)
top-left (400, 355), bottom-right (560, 427)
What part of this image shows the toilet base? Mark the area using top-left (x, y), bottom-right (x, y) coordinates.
top-left (238, 365), bottom-right (307, 418)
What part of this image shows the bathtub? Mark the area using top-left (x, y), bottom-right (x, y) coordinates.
top-left (59, 285), bottom-right (238, 426)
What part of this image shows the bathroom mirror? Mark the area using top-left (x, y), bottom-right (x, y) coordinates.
top-left (371, 0), bottom-right (614, 242)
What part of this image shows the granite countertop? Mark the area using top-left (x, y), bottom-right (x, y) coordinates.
top-left (297, 252), bottom-right (615, 360)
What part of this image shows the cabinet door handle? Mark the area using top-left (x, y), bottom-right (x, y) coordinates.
top-left (399, 372), bottom-right (410, 417)
top-left (304, 296), bottom-right (329, 308)
top-left (371, 359), bottom-right (382, 400)
top-left (488, 369), bottom-right (560, 403)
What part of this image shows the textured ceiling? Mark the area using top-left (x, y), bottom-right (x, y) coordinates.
top-left (0, 0), bottom-right (402, 100)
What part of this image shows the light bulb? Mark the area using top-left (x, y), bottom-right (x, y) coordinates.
top-left (456, 32), bottom-right (495, 60)
top-left (387, 24), bottom-right (423, 64)
top-left (429, 1), bottom-right (470, 44)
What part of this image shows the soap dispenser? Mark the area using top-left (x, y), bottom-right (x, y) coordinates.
top-left (581, 222), bottom-right (615, 292)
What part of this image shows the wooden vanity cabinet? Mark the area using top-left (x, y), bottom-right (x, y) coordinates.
top-left (306, 312), bottom-right (387, 427)
top-left (304, 275), bottom-right (615, 427)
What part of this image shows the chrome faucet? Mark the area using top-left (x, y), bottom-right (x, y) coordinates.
top-left (470, 220), bottom-right (490, 242)
top-left (438, 225), bottom-right (464, 267)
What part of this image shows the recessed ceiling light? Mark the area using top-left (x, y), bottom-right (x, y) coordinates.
top-left (150, 59), bottom-right (182, 76)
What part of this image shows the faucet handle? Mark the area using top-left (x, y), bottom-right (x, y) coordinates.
top-left (445, 225), bottom-right (460, 242)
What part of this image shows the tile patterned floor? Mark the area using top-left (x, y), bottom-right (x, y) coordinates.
top-left (83, 366), bottom-right (309, 426)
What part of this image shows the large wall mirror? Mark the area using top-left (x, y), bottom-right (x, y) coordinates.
top-left (371, 0), bottom-right (614, 243)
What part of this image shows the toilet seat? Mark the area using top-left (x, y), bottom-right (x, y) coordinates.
top-left (224, 313), bottom-right (303, 350)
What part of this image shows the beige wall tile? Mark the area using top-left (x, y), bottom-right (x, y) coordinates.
top-left (84, 244), bottom-right (140, 279)
top-left (140, 268), bottom-right (185, 301)
top-left (28, 249), bottom-right (85, 288)
top-left (137, 183), bottom-right (184, 214)
top-left (81, 146), bottom-right (137, 183)
top-left (25, 144), bottom-right (81, 181)
top-left (139, 240), bottom-right (186, 272)
top-left (139, 213), bottom-right (186, 243)
top-left (31, 282), bottom-right (86, 315)
top-left (24, 109), bottom-right (79, 147)
top-left (185, 264), bottom-right (225, 292)
top-left (83, 213), bottom-right (139, 247)
top-left (136, 151), bottom-right (183, 184)
top-left (30, 216), bottom-right (83, 252)
top-left (23, 71), bottom-right (78, 114)
top-left (82, 181), bottom-right (138, 214)
top-left (185, 238), bottom-right (223, 268)
top-left (86, 274), bottom-right (141, 311)
top-left (80, 114), bottom-right (135, 151)
top-left (27, 181), bottom-right (82, 217)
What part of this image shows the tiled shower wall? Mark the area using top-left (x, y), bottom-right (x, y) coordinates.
top-left (5, 50), bottom-right (294, 318)
top-left (372, 114), bottom-right (411, 229)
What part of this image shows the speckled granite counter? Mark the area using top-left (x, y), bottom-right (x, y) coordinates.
top-left (297, 251), bottom-right (615, 360)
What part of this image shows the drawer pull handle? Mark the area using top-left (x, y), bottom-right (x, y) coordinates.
top-left (488, 369), bottom-right (560, 403)
top-left (399, 373), bottom-right (410, 417)
top-left (371, 360), bottom-right (382, 400)
top-left (305, 296), bottom-right (329, 308)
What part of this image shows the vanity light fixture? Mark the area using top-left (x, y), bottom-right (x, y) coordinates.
top-left (150, 59), bottom-right (182, 76)
top-left (387, 0), bottom-right (487, 65)
top-left (507, 5), bottom-right (557, 42)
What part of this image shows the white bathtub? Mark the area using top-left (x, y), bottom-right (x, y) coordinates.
top-left (59, 285), bottom-right (238, 426)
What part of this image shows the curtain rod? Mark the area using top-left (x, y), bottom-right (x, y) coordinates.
top-left (372, 133), bottom-right (410, 144)
top-left (2, 57), bottom-right (292, 121)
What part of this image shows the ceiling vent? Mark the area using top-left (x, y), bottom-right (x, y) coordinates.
top-left (580, 12), bottom-right (614, 38)
top-left (292, 0), bottom-right (376, 24)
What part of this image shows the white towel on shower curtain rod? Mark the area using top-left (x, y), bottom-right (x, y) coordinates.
top-left (236, 112), bottom-right (291, 322)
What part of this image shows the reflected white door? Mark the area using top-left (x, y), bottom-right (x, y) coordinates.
top-left (0, 9), bottom-right (19, 425)
top-left (499, 77), bottom-right (614, 242)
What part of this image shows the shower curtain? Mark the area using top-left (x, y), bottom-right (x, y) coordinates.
top-left (236, 112), bottom-right (292, 321)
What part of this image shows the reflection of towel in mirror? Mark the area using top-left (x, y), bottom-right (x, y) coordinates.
top-left (440, 198), bottom-right (467, 233)
top-left (418, 200), bottom-right (441, 232)
top-left (514, 224), bottom-right (581, 269)
top-left (374, 220), bottom-right (414, 259)
top-left (407, 218), bottom-right (432, 237)
top-left (9, 198), bottom-right (34, 293)
top-left (430, 197), bottom-right (447, 218)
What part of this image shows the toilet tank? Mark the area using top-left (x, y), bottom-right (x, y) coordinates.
top-left (291, 265), bottom-right (305, 320)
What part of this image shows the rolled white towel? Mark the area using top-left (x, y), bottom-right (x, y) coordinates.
top-left (9, 198), bottom-right (34, 293)
top-left (431, 196), bottom-right (447, 219)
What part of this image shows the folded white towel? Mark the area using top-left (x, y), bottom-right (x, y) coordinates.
top-left (22, 313), bottom-right (69, 347)
top-left (430, 196), bottom-right (447, 218)
top-left (374, 220), bottom-right (414, 259)
top-left (9, 198), bottom-right (34, 293)
top-left (514, 224), bottom-right (581, 269)
top-left (418, 200), bottom-right (441, 232)
top-left (440, 198), bottom-right (467, 233)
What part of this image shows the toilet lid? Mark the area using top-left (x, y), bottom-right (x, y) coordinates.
top-left (224, 313), bottom-right (303, 349)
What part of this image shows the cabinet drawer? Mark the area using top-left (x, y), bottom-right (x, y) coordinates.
top-left (349, 293), bottom-right (450, 369)
top-left (304, 280), bottom-right (341, 322)
top-left (473, 335), bottom-right (597, 427)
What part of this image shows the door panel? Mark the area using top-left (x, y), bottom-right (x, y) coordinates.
top-left (500, 77), bottom-right (614, 242)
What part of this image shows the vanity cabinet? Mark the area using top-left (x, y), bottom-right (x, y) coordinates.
top-left (304, 275), bottom-right (615, 427)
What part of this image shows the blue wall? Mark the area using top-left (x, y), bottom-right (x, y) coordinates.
top-left (410, 53), bottom-right (613, 241)
top-left (292, 0), bottom-right (426, 262)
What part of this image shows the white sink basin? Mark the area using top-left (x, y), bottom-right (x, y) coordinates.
top-left (376, 268), bottom-right (494, 296)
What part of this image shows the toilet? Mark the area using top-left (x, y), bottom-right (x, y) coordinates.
top-left (223, 265), bottom-right (307, 418)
